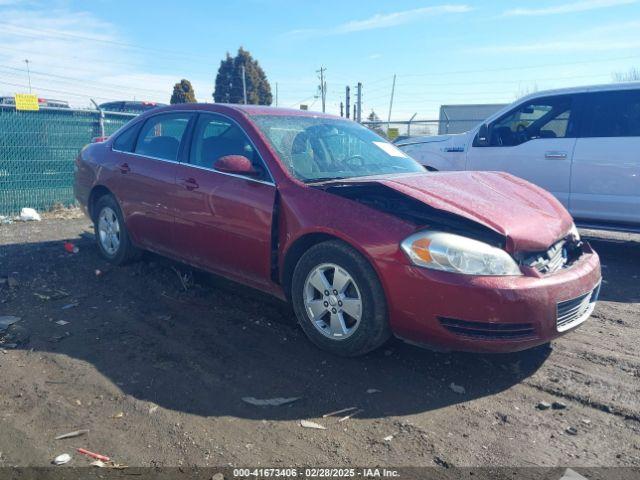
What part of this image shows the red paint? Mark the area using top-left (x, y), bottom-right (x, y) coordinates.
top-left (74, 104), bottom-right (601, 353)
top-left (64, 241), bottom-right (78, 254)
top-left (77, 448), bottom-right (110, 462)
top-left (214, 155), bottom-right (258, 175)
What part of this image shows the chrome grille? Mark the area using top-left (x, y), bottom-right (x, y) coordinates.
top-left (556, 283), bottom-right (600, 332)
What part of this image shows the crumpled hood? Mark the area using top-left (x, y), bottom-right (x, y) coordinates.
top-left (362, 171), bottom-right (573, 252)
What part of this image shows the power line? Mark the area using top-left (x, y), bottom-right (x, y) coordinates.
top-left (397, 54), bottom-right (640, 78)
top-left (0, 64), bottom-right (169, 97)
top-left (0, 43), bottom-right (215, 77)
top-left (395, 72), bottom-right (616, 88)
top-left (289, 94), bottom-right (316, 108)
top-left (0, 21), bottom-right (213, 62)
top-left (0, 78), bottom-right (120, 103)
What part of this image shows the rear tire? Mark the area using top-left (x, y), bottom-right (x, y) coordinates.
top-left (291, 240), bottom-right (390, 356)
top-left (93, 194), bottom-right (141, 265)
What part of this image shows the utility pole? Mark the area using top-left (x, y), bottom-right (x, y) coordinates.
top-left (356, 82), bottom-right (362, 122)
top-left (275, 82), bottom-right (278, 107)
top-left (24, 59), bottom-right (31, 94)
top-left (241, 65), bottom-right (247, 104)
top-left (340, 102), bottom-right (344, 117)
top-left (317, 67), bottom-right (326, 113)
top-left (387, 74), bottom-right (396, 132)
top-left (345, 86), bottom-right (350, 119)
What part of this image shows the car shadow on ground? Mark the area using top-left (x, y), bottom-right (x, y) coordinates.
top-left (3, 232), bottom-right (613, 422)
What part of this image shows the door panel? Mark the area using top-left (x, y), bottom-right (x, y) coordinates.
top-left (467, 95), bottom-right (577, 209)
top-left (174, 166), bottom-right (276, 286)
top-left (570, 90), bottom-right (640, 224)
top-left (467, 138), bottom-right (575, 208)
top-left (111, 112), bottom-right (192, 255)
top-left (112, 152), bottom-right (180, 255)
top-left (174, 112), bottom-right (277, 287)
top-left (571, 137), bottom-right (640, 224)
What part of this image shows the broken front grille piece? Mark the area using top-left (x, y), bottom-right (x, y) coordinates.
top-left (522, 239), bottom-right (583, 275)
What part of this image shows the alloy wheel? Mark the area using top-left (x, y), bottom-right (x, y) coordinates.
top-left (97, 206), bottom-right (121, 256)
top-left (303, 263), bottom-right (363, 340)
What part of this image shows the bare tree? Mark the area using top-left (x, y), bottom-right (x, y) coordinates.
top-left (613, 67), bottom-right (640, 82)
top-left (514, 83), bottom-right (538, 100)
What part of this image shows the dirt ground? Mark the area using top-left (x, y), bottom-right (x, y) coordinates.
top-left (0, 214), bottom-right (639, 469)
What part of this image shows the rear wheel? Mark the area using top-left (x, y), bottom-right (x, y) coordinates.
top-left (291, 240), bottom-right (390, 356)
top-left (93, 194), bottom-right (141, 265)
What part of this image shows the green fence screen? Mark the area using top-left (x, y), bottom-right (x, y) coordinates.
top-left (0, 106), bottom-right (136, 216)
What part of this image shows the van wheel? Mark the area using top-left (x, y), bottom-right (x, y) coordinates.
top-left (93, 194), bottom-right (141, 265)
top-left (291, 240), bottom-right (390, 356)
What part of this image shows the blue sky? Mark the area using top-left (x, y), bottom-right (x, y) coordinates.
top-left (0, 0), bottom-right (639, 118)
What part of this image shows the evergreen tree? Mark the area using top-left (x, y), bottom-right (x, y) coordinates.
top-left (367, 110), bottom-right (385, 136)
top-left (214, 54), bottom-right (234, 104)
top-left (213, 48), bottom-right (272, 105)
top-left (170, 79), bottom-right (197, 104)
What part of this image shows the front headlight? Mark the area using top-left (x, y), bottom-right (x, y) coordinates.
top-left (400, 231), bottom-right (522, 276)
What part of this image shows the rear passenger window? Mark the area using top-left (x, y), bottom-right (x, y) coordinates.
top-left (584, 90), bottom-right (640, 137)
top-left (135, 114), bottom-right (191, 161)
top-left (113, 122), bottom-right (141, 152)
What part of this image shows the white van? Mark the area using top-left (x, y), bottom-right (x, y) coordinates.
top-left (397, 82), bottom-right (640, 232)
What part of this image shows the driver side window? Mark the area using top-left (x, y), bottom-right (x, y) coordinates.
top-left (189, 113), bottom-right (269, 180)
top-left (487, 96), bottom-right (573, 147)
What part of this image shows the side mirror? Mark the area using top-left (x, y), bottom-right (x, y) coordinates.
top-left (475, 123), bottom-right (490, 147)
top-left (213, 155), bottom-right (258, 176)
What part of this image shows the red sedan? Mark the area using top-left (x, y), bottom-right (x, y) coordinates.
top-left (74, 104), bottom-right (601, 356)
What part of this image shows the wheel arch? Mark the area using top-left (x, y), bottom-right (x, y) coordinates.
top-left (280, 230), bottom-right (384, 302)
top-left (88, 184), bottom-right (114, 221)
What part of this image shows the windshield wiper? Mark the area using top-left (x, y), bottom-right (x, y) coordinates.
top-left (304, 176), bottom-right (349, 184)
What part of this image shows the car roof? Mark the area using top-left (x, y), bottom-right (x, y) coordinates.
top-left (516, 81), bottom-right (640, 102)
top-left (149, 103), bottom-right (341, 119)
top-left (478, 81), bottom-right (640, 127)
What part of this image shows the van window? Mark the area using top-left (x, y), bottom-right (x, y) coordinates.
top-left (583, 90), bottom-right (640, 137)
top-left (135, 114), bottom-right (191, 161)
top-left (487, 96), bottom-right (574, 147)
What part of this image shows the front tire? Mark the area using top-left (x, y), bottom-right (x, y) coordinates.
top-left (291, 240), bottom-right (390, 356)
top-left (93, 194), bottom-right (141, 265)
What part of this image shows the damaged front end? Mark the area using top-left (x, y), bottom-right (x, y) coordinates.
top-left (315, 177), bottom-right (586, 277)
top-left (317, 182), bottom-right (505, 248)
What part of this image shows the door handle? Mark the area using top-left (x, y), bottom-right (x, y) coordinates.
top-left (118, 162), bottom-right (130, 173)
top-left (180, 178), bottom-right (199, 190)
top-left (544, 151), bottom-right (568, 160)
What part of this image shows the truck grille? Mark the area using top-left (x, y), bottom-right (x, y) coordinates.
top-left (438, 317), bottom-right (536, 340)
top-left (556, 283), bottom-right (600, 332)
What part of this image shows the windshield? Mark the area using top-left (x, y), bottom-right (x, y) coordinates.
top-left (250, 115), bottom-right (425, 182)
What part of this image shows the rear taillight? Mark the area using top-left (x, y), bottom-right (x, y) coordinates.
top-left (91, 136), bottom-right (109, 143)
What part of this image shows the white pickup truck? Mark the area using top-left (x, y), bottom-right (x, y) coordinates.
top-left (397, 82), bottom-right (640, 232)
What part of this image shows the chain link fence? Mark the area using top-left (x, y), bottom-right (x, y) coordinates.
top-left (361, 119), bottom-right (483, 141)
top-left (0, 106), bottom-right (136, 216)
